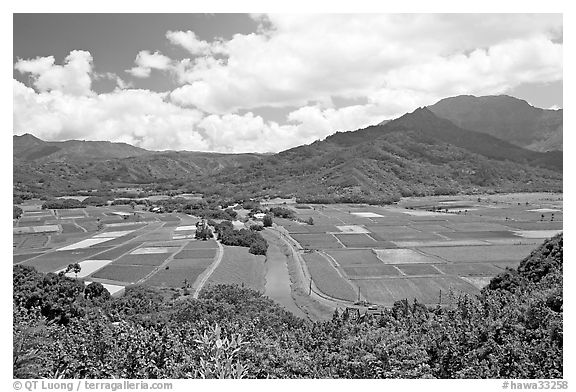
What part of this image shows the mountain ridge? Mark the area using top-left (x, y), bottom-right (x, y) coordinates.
top-left (13, 95), bottom-right (563, 200)
top-left (429, 94), bottom-right (562, 152)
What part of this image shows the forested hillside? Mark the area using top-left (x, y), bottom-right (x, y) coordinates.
top-left (193, 108), bottom-right (562, 203)
top-left (429, 95), bottom-right (563, 152)
top-left (14, 235), bottom-right (563, 379)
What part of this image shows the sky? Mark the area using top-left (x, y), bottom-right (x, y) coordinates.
top-left (13, 13), bottom-right (563, 153)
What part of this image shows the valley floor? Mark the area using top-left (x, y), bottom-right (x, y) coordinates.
top-left (13, 192), bottom-right (562, 316)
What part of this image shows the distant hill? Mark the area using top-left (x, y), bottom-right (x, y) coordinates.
top-left (13, 134), bottom-right (264, 195)
top-left (191, 107), bottom-right (562, 202)
top-left (13, 133), bottom-right (149, 161)
top-left (429, 95), bottom-right (563, 152)
top-left (13, 97), bottom-right (563, 200)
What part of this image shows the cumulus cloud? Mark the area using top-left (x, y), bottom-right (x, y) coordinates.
top-left (14, 15), bottom-right (563, 153)
top-left (126, 50), bottom-right (172, 78)
top-left (166, 30), bottom-right (224, 55)
top-left (169, 14), bottom-right (562, 116)
top-left (13, 79), bottom-right (207, 151)
top-left (14, 50), bottom-right (93, 96)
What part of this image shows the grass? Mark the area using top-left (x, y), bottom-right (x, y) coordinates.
top-left (158, 214), bottom-right (180, 222)
top-left (113, 253), bottom-right (171, 266)
top-left (56, 209), bottom-right (87, 218)
top-left (343, 265), bottom-right (402, 278)
top-left (302, 252), bottom-right (357, 301)
top-left (409, 224), bottom-right (455, 232)
top-left (285, 225), bottom-right (340, 234)
top-left (460, 276), bottom-right (493, 290)
top-left (395, 264), bottom-right (443, 276)
top-left (183, 239), bottom-right (219, 249)
top-left (291, 233), bottom-right (343, 249)
top-left (356, 276), bottom-right (479, 305)
top-left (446, 222), bottom-right (520, 232)
top-left (61, 223), bottom-right (83, 234)
top-left (325, 249), bottom-right (382, 266)
top-left (102, 223), bottom-right (145, 232)
top-left (206, 245), bottom-right (265, 292)
top-left (14, 234), bottom-right (50, 251)
top-left (13, 253), bottom-right (43, 264)
top-left (145, 266), bottom-right (207, 288)
top-left (374, 249), bottom-right (442, 264)
top-left (504, 221), bottom-right (563, 230)
top-left (370, 231), bottom-right (445, 242)
top-left (443, 231), bottom-right (520, 240)
top-left (21, 247), bottom-right (110, 273)
top-left (168, 257), bottom-right (214, 268)
top-left (91, 264), bottom-right (156, 284)
top-left (174, 249), bottom-right (217, 259)
top-left (90, 242), bottom-right (144, 260)
top-left (434, 263), bottom-right (503, 276)
top-left (333, 234), bottom-right (376, 247)
top-left (418, 244), bottom-right (537, 263)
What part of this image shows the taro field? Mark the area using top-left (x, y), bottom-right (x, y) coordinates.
top-left (13, 202), bottom-right (222, 295)
top-left (274, 192), bottom-right (562, 306)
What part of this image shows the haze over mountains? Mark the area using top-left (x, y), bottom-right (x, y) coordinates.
top-left (13, 95), bottom-right (562, 201)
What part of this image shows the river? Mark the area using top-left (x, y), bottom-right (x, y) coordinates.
top-left (262, 230), bottom-right (308, 319)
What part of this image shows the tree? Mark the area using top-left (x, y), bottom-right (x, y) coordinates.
top-left (65, 263), bottom-right (81, 279)
top-left (84, 282), bottom-right (110, 300)
top-left (13, 205), bottom-right (23, 219)
top-left (306, 217), bottom-right (314, 225)
top-left (196, 226), bottom-right (213, 241)
top-left (263, 214), bottom-right (273, 227)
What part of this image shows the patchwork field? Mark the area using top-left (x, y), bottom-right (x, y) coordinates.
top-left (206, 246), bottom-right (265, 291)
top-left (92, 264), bottom-right (156, 284)
top-left (419, 244), bottom-right (536, 263)
top-left (145, 266), bottom-right (207, 288)
top-left (13, 194), bottom-right (561, 306)
top-left (302, 252), bottom-right (357, 301)
top-left (355, 276), bottom-right (479, 305)
top-left (324, 249), bottom-right (382, 266)
top-left (271, 193), bottom-right (562, 306)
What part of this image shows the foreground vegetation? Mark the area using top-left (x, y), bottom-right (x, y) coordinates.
top-left (13, 235), bottom-right (562, 379)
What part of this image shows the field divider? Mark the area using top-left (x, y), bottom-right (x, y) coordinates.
top-left (269, 226), bottom-right (364, 310)
top-left (133, 240), bottom-right (189, 286)
top-left (15, 221), bottom-right (163, 269)
top-left (192, 239), bottom-right (224, 299)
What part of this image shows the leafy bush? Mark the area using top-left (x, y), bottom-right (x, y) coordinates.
top-left (12, 235), bottom-right (562, 379)
top-left (41, 198), bottom-right (84, 210)
top-left (269, 207), bottom-right (295, 219)
top-left (213, 221), bottom-right (268, 255)
top-left (262, 214), bottom-right (273, 227)
top-left (13, 205), bottom-right (23, 219)
top-left (81, 196), bottom-right (109, 206)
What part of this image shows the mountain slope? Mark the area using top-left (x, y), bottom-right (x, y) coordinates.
top-left (429, 95), bottom-right (563, 152)
top-left (13, 101), bottom-right (563, 201)
top-left (192, 108), bottom-right (562, 202)
top-left (13, 133), bottom-right (150, 161)
top-left (13, 134), bottom-right (264, 195)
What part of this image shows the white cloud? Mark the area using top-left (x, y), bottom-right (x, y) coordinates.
top-left (169, 14), bottom-right (562, 116)
top-left (14, 50), bottom-right (93, 96)
top-left (13, 79), bottom-right (208, 151)
top-left (166, 30), bottom-right (221, 55)
top-left (13, 15), bottom-right (563, 154)
top-left (126, 50), bottom-right (172, 78)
